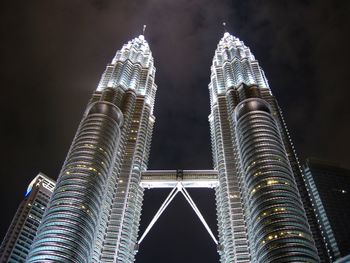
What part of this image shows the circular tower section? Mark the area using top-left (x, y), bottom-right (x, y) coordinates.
top-left (234, 98), bottom-right (319, 262)
top-left (27, 88), bottom-right (123, 262)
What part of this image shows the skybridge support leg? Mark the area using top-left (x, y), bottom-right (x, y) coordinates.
top-left (180, 185), bottom-right (218, 245)
top-left (138, 186), bottom-right (179, 244)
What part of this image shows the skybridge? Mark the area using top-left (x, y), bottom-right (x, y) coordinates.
top-left (137, 169), bottom-right (219, 249)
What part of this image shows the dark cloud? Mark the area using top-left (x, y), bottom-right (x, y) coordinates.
top-left (0, 0), bottom-right (349, 262)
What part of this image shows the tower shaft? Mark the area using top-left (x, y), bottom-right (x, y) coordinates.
top-left (209, 33), bottom-right (321, 262)
top-left (26, 35), bottom-right (157, 263)
top-left (27, 89), bottom-right (124, 262)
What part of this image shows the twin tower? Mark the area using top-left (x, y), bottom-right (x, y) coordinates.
top-left (26, 33), bottom-right (325, 262)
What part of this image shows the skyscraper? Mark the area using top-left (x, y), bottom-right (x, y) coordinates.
top-left (22, 32), bottom-right (329, 263)
top-left (27, 35), bottom-right (157, 263)
top-left (208, 32), bottom-right (322, 262)
top-left (0, 173), bottom-right (55, 262)
top-left (303, 159), bottom-right (350, 261)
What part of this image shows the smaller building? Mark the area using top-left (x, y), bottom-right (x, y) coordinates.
top-left (334, 254), bottom-right (350, 263)
top-left (0, 173), bottom-right (55, 262)
top-left (303, 159), bottom-right (350, 262)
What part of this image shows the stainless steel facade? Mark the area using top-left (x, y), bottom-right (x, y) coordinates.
top-left (20, 32), bottom-right (328, 263)
top-left (208, 32), bottom-right (321, 262)
top-left (0, 173), bottom-right (55, 262)
top-left (26, 35), bottom-right (157, 263)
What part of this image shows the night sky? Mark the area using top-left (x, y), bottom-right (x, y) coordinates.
top-left (1, 1), bottom-right (350, 262)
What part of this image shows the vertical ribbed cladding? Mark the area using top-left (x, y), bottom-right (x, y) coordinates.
top-left (209, 94), bottom-right (250, 263)
top-left (234, 98), bottom-right (319, 262)
top-left (210, 103), bottom-right (236, 262)
top-left (111, 97), bottom-right (154, 263)
top-left (26, 88), bottom-right (123, 263)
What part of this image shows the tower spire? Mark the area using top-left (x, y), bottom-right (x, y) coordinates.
top-left (143, 24), bottom-right (147, 36)
top-left (222, 22), bottom-right (227, 33)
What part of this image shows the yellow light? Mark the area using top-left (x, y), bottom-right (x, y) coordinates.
top-left (267, 180), bottom-right (278, 185)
